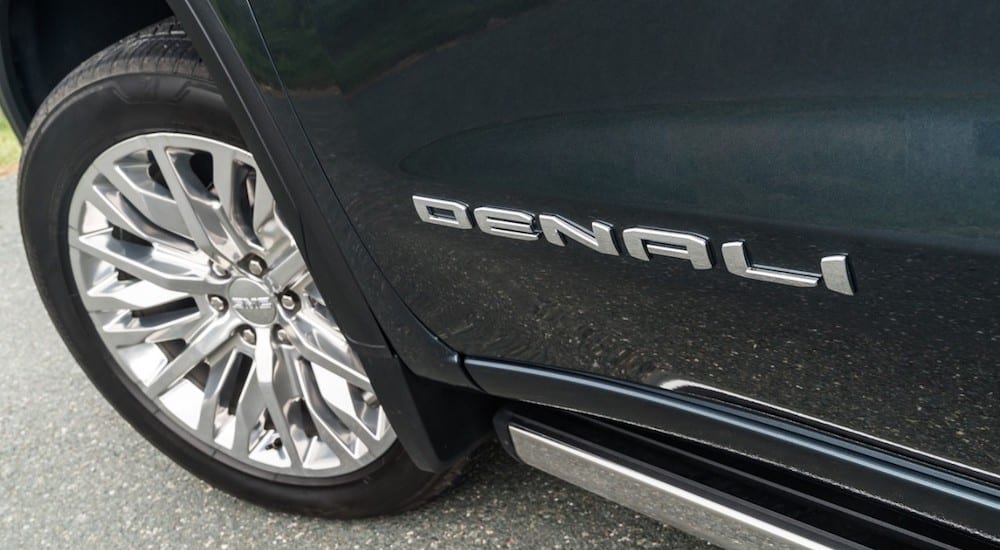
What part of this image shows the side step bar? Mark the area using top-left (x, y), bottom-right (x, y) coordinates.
top-left (496, 406), bottom-right (993, 549)
top-left (508, 425), bottom-right (838, 550)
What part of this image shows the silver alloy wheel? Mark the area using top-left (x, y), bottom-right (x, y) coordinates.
top-left (66, 133), bottom-right (395, 477)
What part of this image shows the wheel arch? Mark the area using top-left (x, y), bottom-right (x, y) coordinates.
top-left (0, 0), bottom-right (173, 138)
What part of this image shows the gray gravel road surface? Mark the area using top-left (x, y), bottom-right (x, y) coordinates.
top-left (0, 174), bottom-right (709, 548)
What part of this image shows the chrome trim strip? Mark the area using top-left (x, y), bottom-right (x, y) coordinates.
top-left (508, 426), bottom-right (833, 550)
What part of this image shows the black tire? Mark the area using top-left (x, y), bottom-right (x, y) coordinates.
top-left (18, 19), bottom-right (463, 518)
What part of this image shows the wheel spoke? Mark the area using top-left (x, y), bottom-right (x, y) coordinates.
top-left (264, 247), bottom-right (306, 290)
top-left (252, 329), bottom-right (304, 470)
top-left (211, 147), bottom-right (269, 252)
top-left (251, 173), bottom-right (285, 249)
top-left (285, 319), bottom-right (373, 393)
top-left (93, 156), bottom-right (191, 238)
top-left (211, 147), bottom-right (238, 218)
top-left (196, 349), bottom-right (241, 440)
top-left (252, 175), bottom-right (274, 233)
top-left (316, 424), bottom-right (363, 470)
top-left (79, 181), bottom-right (194, 251)
top-left (277, 345), bottom-right (365, 468)
top-left (72, 229), bottom-right (220, 295)
top-left (231, 372), bottom-right (266, 460)
top-left (328, 399), bottom-right (382, 451)
top-left (149, 142), bottom-right (252, 263)
top-left (100, 308), bottom-right (206, 347)
top-left (80, 275), bottom-right (191, 312)
top-left (295, 361), bottom-right (379, 452)
top-left (146, 316), bottom-right (236, 396)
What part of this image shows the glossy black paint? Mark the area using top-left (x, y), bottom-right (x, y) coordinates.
top-left (249, 0), bottom-right (1000, 476)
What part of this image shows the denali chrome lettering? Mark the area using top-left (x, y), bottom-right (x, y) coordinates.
top-left (820, 254), bottom-right (856, 296)
top-left (720, 241), bottom-right (820, 288)
top-left (539, 214), bottom-right (618, 255)
top-left (622, 227), bottom-right (713, 270)
top-left (474, 207), bottom-right (539, 240)
top-left (411, 195), bottom-right (856, 294)
top-left (412, 196), bottom-right (473, 229)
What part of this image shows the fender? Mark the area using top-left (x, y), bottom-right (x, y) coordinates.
top-left (164, 0), bottom-right (493, 471)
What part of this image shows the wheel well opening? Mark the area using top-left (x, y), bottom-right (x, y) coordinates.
top-left (4, 0), bottom-right (173, 136)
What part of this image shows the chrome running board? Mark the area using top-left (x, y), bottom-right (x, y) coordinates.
top-left (508, 425), bottom-right (846, 550)
top-left (481, 365), bottom-right (1000, 548)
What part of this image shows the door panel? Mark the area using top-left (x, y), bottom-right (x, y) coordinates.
top-left (251, 0), bottom-right (1000, 475)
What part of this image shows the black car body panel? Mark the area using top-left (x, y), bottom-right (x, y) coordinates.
top-left (246, 0), bottom-right (1000, 478)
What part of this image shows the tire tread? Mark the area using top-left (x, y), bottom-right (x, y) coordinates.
top-left (22, 18), bottom-right (204, 159)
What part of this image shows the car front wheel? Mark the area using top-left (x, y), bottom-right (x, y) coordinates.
top-left (18, 19), bottom-right (464, 517)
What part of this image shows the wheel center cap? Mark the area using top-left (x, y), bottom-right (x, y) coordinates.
top-left (228, 278), bottom-right (276, 325)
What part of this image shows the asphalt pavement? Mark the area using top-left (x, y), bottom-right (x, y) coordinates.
top-left (0, 174), bottom-right (709, 549)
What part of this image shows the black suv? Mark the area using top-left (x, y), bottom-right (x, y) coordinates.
top-left (4, 1), bottom-right (999, 547)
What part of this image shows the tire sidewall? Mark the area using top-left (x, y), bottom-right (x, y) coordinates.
top-left (19, 70), bottom-right (440, 517)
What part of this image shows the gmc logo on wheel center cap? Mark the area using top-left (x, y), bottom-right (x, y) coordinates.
top-left (228, 278), bottom-right (279, 324)
top-left (231, 296), bottom-right (274, 310)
